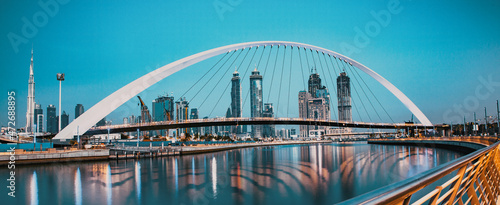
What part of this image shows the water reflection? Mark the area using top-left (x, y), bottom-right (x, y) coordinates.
top-left (135, 161), bottom-right (141, 203)
top-left (1, 142), bottom-right (465, 205)
top-left (75, 168), bottom-right (82, 205)
top-left (30, 171), bottom-right (38, 205)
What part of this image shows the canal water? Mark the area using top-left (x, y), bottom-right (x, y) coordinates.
top-left (1, 142), bottom-right (464, 205)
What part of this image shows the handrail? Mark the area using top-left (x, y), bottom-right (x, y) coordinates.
top-left (337, 141), bottom-right (500, 205)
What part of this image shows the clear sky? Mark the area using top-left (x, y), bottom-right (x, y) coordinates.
top-left (1, 0), bottom-right (500, 129)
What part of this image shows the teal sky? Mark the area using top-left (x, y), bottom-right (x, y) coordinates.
top-left (1, 0), bottom-right (500, 128)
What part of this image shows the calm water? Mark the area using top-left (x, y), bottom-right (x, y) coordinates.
top-left (1, 142), bottom-right (464, 205)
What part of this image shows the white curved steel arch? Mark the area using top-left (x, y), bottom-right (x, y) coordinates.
top-left (54, 41), bottom-right (432, 140)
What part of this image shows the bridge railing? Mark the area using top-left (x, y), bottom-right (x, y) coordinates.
top-left (338, 140), bottom-right (500, 205)
top-left (89, 117), bottom-right (424, 131)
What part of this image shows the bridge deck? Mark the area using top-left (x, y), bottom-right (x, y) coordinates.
top-left (84, 117), bottom-right (441, 135)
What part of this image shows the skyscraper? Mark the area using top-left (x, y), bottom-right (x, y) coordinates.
top-left (298, 91), bottom-right (312, 137)
top-left (96, 118), bottom-right (106, 127)
top-left (298, 71), bottom-right (331, 138)
top-left (190, 108), bottom-right (199, 135)
top-left (231, 70), bottom-right (242, 133)
top-left (152, 95), bottom-right (175, 136)
top-left (337, 72), bottom-right (352, 122)
top-left (308, 71), bottom-right (321, 97)
top-left (26, 47), bottom-right (35, 133)
top-left (75, 104), bottom-right (84, 119)
top-left (250, 68), bottom-right (263, 138)
top-left (46, 105), bottom-right (57, 134)
top-left (175, 98), bottom-right (189, 135)
top-left (263, 103), bottom-right (275, 138)
top-left (34, 103), bottom-right (43, 133)
top-left (58, 111), bottom-right (69, 130)
top-left (225, 107), bottom-right (232, 134)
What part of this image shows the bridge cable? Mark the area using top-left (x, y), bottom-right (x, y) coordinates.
top-left (330, 56), bottom-right (363, 122)
top-left (277, 46), bottom-right (287, 117)
top-left (190, 51), bottom-right (236, 103)
top-left (287, 47), bottom-right (293, 118)
top-left (349, 63), bottom-right (394, 123)
top-left (315, 50), bottom-right (338, 120)
top-left (231, 46), bottom-right (259, 116)
top-left (308, 49), bottom-right (317, 71)
top-left (343, 60), bottom-right (383, 122)
top-left (208, 48), bottom-right (252, 117)
top-left (243, 46), bottom-right (272, 110)
top-left (337, 58), bottom-right (373, 122)
top-left (303, 47), bottom-right (312, 75)
top-left (198, 49), bottom-right (243, 111)
top-left (178, 52), bottom-right (228, 101)
top-left (321, 53), bottom-right (339, 121)
top-left (297, 46), bottom-right (307, 91)
top-left (266, 45), bottom-right (281, 103)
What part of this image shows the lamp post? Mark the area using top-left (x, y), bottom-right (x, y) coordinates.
top-left (57, 73), bottom-right (65, 132)
top-left (497, 100), bottom-right (499, 137)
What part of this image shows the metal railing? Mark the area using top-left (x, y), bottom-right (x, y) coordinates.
top-left (338, 140), bottom-right (500, 205)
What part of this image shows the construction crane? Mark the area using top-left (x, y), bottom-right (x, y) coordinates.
top-left (137, 96), bottom-right (152, 123)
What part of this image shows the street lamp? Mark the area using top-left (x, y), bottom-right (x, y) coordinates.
top-left (57, 73), bottom-right (65, 132)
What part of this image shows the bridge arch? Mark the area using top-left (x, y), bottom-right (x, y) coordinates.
top-left (54, 41), bottom-right (432, 140)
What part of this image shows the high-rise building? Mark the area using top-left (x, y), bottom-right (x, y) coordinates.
top-left (34, 103), bottom-right (43, 133)
top-left (46, 105), bottom-right (57, 134)
top-left (225, 107), bottom-right (232, 134)
top-left (298, 91), bottom-right (312, 137)
top-left (26, 47), bottom-right (35, 133)
top-left (337, 72), bottom-right (352, 122)
top-left (308, 71), bottom-right (321, 97)
top-left (298, 71), bottom-right (331, 138)
top-left (190, 108), bottom-right (199, 135)
top-left (263, 103), bottom-right (275, 138)
top-left (96, 118), bottom-right (106, 127)
top-left (202, 116), bottom-right (212, 135)
top-left (231, 70), bottom-right (242, 134)
top-left (152, 95), bottom-right (174, 136)
top-left (75, 104), bottom-right (84, 119)
top-left (175, 98), bottom-right (189, 135)
top-left (58, 111), bottom-right (69, 130)
top-left (250, 68), bottom-right (263, 138)
top-left (129, 115), bottom-right (136, 125)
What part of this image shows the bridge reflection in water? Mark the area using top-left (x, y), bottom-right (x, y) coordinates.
top-left (1, 142), bottom-right (464, 204)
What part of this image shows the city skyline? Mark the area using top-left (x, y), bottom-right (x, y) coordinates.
top-left (1, 0), bottom-right (500, 128)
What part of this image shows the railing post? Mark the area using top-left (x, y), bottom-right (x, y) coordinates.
top-left (444, 166), bottom-right (467, 205)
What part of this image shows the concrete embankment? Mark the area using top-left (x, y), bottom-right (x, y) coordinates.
top-left (0, 140), bottom-right (332, 165)
top-left (367, 137), bottom-right (496, 154)
top-left (0, 149), bottom-right (109, 165)
top-left (178, 140), bottom-right (330, 155)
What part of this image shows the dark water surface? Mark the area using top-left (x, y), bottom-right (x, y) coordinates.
top-left (1, 142), bottom-right (464, 205)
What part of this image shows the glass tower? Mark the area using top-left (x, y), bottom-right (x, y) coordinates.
top-left (250, 68), bottom-right (263, 138)
top-left (231, 70), bottom-right (242, 134)
top-left (337, 72), bottom-right (352, 122)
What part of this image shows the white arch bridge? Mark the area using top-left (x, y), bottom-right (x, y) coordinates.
top-left (54, 41), bottom-right (433, 140)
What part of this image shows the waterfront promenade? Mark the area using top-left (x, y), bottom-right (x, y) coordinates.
top-left (0, 140), bottom-right (332, 165)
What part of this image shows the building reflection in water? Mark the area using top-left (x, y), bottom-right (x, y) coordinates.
top-left (212, 156), bottom-right (217, 198)
top-left (74, 168), bottom-right (82, 205)
top-left (106, 164), bottom-right (112, 205)
top-left (135, 161), bottom-right (141, 203)
top-left (30, 171), bottom-right (38, 205)
top-left (5, 142), bottom-right (466, 205)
